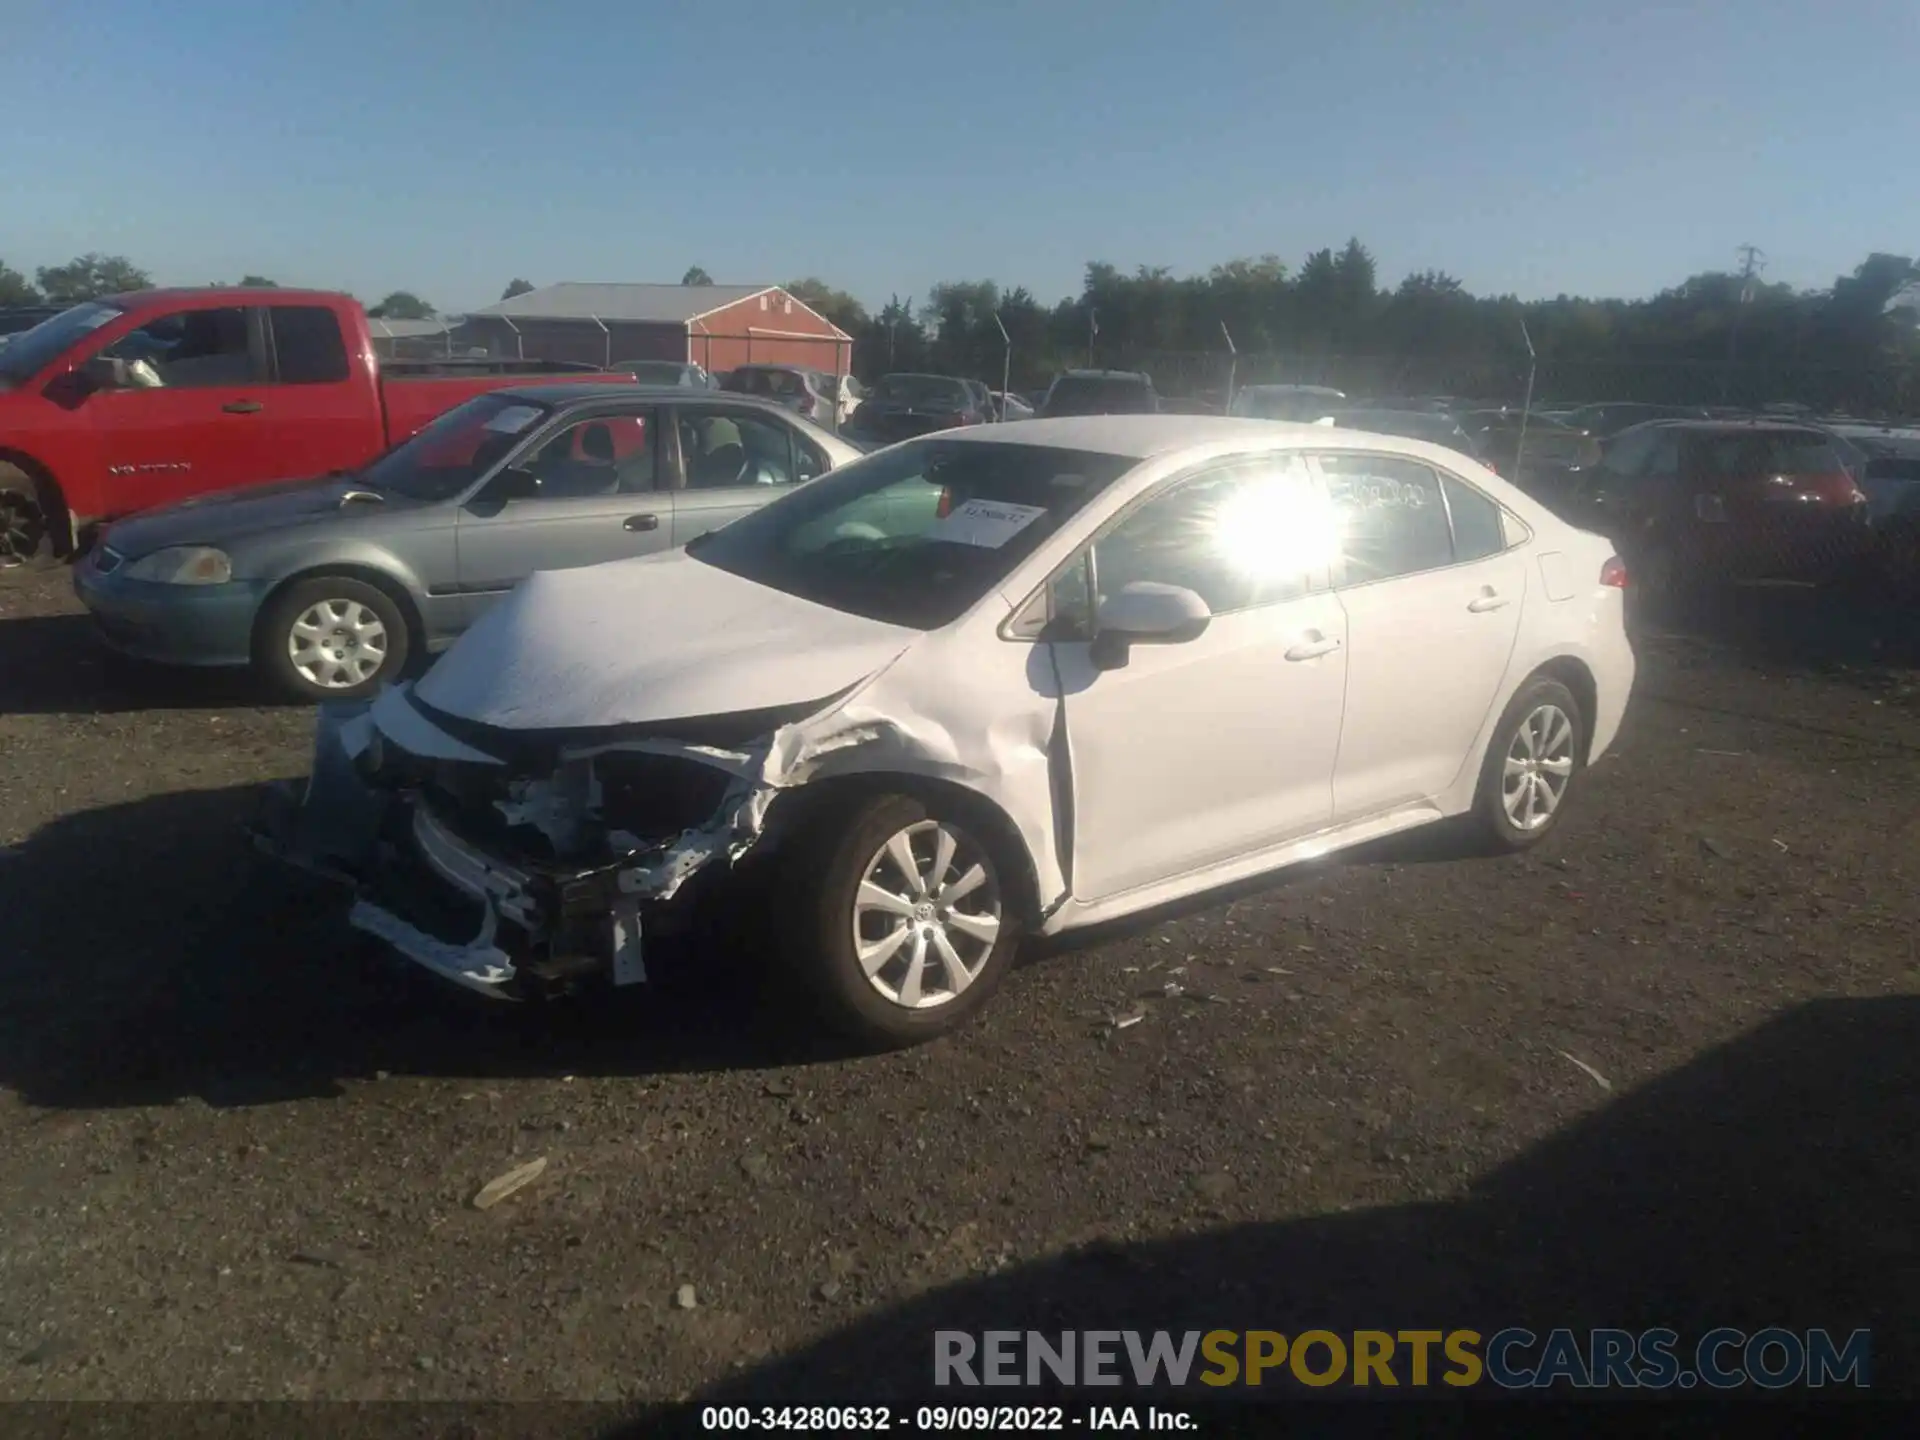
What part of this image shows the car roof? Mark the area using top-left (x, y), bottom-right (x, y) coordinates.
top-left (928, 413), bottom-right (1487, 461)
top-left (491, 382), bottom-right (796, 411)
top-left (1054, 368), bottom-right (1152, 382)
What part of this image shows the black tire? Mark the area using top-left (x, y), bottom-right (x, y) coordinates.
top-left (1472, 676), bottom-right (1587, 852)
top-left (0, 462), bottom-right (53, 568)
top-left (778, 792), bottom-right (1021, 1050)
top-left (255, 575), bottom-right (412, 703)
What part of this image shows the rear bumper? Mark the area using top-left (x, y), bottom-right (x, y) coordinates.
top-left (73, 557), bottom-right (265, 667)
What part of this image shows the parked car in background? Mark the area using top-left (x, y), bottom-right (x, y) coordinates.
top-left (1229, 384), bottom-right (1347, 421)
top-left (718, 364), bottom-right (847, 429)
top-left (72, 386), bottom-right (861, 700)
top-left (261, 414), bottom-right (1632, 1046)
top-left (991, 391), bottom-right (1035, 422)
top-left (1567, 420), bottom-right (1871, 598)
top-left (1316, 407), bottom-right (1490, 468)
top-left (1461, 410), bottom-right (1602, 491)
top-left (1559, 401), bottom-right (1712, 438)
top-left (851, 373), bottom-right (993, 443)
top-left (612, 360), bottom-right (714, 389)
top-left (1039, 369), bottom-right (1160, 417)
top-left (0, 287), bottom-right (629, 565)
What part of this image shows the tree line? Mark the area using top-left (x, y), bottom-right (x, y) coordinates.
top-left (9, 245), bottom-right (1918, 412)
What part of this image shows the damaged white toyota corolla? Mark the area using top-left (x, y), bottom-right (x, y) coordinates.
top-left (259, 415), bottom-right (1635, 1047)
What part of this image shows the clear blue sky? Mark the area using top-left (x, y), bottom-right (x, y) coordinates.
top-left (6, 0), bottom-right (1914, 314)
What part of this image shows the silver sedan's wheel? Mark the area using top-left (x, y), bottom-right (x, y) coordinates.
top-left (287, 598), bottom-right (389, 691)
top-left (1501, 701), bottom-right (1576, 832)
top-left (851, 820), bottom-right (1003, 1010)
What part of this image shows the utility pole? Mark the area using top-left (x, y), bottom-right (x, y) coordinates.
top-left (1087, 309), bottom-right (1098, 369)
top-left (1722, 243), bottom-right (1765, 403)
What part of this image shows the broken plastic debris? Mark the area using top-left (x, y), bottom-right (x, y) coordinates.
top-left (1108, 1009), bottom-right (1147, 1031)
top-left (471, 1156), bottom-right (548, 1210)
top-left (674, 1284), bottom-right (698, 1310)
top-left (1556, 1050), bottom-right (1613, 1092)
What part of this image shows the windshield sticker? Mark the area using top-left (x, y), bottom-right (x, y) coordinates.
top-left (931, 498), bottom-right (1049, 549)
top-left (484, 405), bottom-right (545, 434)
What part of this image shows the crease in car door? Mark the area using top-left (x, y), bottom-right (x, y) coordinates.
top-left (453, 408), bottom-right (672, 623)
top-left (1047, 460), bottom-right (1349, 904)
top-left (1318, 454), bottom-right (1527, 820)
top-left (670, 406), bottom-right (807, 545)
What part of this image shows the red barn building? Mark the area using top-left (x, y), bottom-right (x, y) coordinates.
top-left (457, 283), bottom-right (852, 377)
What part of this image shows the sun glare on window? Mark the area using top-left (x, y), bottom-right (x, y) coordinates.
top-left (1212, 469), bottom-right (1343, 579)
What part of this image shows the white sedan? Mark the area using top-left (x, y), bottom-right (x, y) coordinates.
top-left (266, 416), bottom-right (1634, 1047)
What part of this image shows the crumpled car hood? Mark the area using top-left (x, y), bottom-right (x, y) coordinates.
top-left (412, 549), bottom-right (920, 732)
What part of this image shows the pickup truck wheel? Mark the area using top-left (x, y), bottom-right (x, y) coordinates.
top-left (0, 464), bottom-right (50, 568)
top-left (779, 793), bottom-right (1019, 1050)
top-left (257, 576), bottom-right (411, 703)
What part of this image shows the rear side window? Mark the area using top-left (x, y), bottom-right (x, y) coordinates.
top-left (1691, 432), bottom-right (1844, 480)
top-left (1442, 474), bottom-right (1506, 562)
top-left (1320, 454), bottom-right (1454, 584)
top-left (271, 306), bottom-right (350, 384)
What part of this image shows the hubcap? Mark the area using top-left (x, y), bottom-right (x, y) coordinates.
top-left (851, 820), bottom-right (1003, 1010)
top-left (288, 599), bottom-right (389, 689)
top-left (1502, 703), bottom-right (1575, 832)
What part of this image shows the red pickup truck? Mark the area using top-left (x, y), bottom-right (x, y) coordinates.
top-left (0, 287), bottom-right (630, 561)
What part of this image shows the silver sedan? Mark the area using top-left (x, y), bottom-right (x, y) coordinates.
top-left (73, 384), bottom-right (862, 701)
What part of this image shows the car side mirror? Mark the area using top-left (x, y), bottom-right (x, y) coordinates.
top-left (1089, 582), bottom-right (1212, 671)
top-left (81, 355), bottom-right (130, 391)
top-left (489, 466), bottom-right (541, 502)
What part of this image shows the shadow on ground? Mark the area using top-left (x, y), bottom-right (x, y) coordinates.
top-left (1632, 582), bottom-right (1920, 680)
top-left (659, 997), bottom-right (1915, 1420)
top-left (0, 611), bottom-right (283, 715)
top-left (0, 783), bottom-right (850, 1110)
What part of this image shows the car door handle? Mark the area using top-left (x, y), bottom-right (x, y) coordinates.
top-left (623, 513), bottom-right (659, 532)
top-left (1468, 593), bottom-right (1510, 613)
top-left (1284, 635), bottom-right (1342, 661)
top-left (222, 400), bottom-right (264, 414)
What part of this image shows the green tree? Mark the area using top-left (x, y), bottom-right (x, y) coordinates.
top-left (681, 266), bottom-right (714, 286)
top-left (0, 259), bottom-right (41, 306)
top-left (238, 275), bottom-right (278, 288)
top-left (368, 291), bottom-right (435, 320)
top-left (501, 278), bottom-right (535, 300)
top-left (35, 253), bottom-right (152, 302)
top-left (785, 277), bottom-right (869, 334)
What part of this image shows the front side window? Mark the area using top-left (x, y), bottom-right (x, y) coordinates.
top-left (1319, 453), bottom-right (1454, 584)
top-left (689, 438), bottom-right (1134, 629)
top-left (520, 410), bottom-right (657, 496)
top-left (101, 305), bottom-right (260, 388)
top-left (680, 409), bottom-right (800, 488)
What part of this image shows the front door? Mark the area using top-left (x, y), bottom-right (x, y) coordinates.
top-left (1315, 453), bottom-right (1526, 819)
top-left (87, 303), bottom-right (280, 512)
top-left (1050, 457), bottom-right (1349, 903)
top-left (669, 403), bottom-right (824, 545)
top-left (453, 404), bottom-right (671, 624)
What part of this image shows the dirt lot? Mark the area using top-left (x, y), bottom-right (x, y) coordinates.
top-left (1, 561), bottom-right (1917, 1412)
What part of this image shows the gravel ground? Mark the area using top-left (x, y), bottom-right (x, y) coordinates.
top-left (1, 562), bottom-right (1916, 1410)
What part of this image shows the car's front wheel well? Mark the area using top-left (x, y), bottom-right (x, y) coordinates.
top-left (1524, 655), bottom-right (1598, 763)
top-left (759, 772), bottom-right (1044, 928)
top-left (253, 564), bottom-right (426, 662)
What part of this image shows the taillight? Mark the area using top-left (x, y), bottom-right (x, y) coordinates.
top-left (935, 488), bottom-right (953, 518)
top-left (1600, 556), bottom-right (1627, 588)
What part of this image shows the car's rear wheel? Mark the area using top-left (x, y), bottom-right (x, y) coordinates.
top-left (1473, 676), bottom-right (1586, 852)
top-left (256, 575), bottom-right (411, 703)
top-left (780, 793), bottom-right (1019, 1049)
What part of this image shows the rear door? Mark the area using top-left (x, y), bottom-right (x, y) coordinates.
top-left (88, 303), bottom-right (279, 510)
top-left (452, 401), bottom-right (672, 624)
top-left (1316, 453), bottom-right (1527, 820)
top-left (669, 404), bottom-right (825, 545)
top-left (261, 303), bottom-right (387, 479)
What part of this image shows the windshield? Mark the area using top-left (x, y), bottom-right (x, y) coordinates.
top-left (731, 367), bottom-right (804, 397)
top-left (0, 301), bottom-right (122, 383)
top-left (358, 392), bottom-right (551, 502)
top-left (1231, 387), bottom-right (1343, 420)
top-left (1044, 377), bottom-right (1156, 415)
top-left (688, 437), bottom-right (1135, 629)
top-left (873, 374), bottom-right (971, 407)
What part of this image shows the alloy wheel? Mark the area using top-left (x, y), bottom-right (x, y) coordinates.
top-left (850, 820), bottom-right (1003, 1010)
top-left (1502, 703), bottom-right (1575, 832)
top-left (0, 492), bottom-right (42, 568)
top-left (287, 598), bottom-right (389, 690)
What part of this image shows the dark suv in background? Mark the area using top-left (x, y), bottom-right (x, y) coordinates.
top-left (1039, 369), bottom-right (1160, 417)
top-left (1569, 420), bottom-right (1871, 597)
